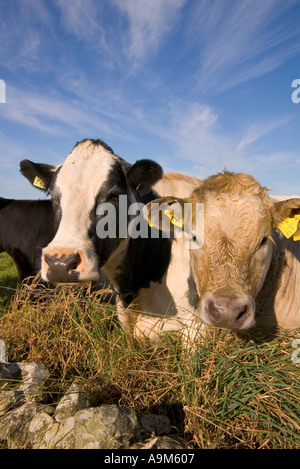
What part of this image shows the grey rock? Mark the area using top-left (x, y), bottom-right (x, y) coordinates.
top-left (0, 402), bottom-right (52, 449)
top-left (0, 339), bottom-right (6, 363)
top-left (0, 352), bottom-right (182, 450)
top-left (39, 416), bottom-right (75, 449)
top-left (54, 382), bottom-right (90, 424)
top-left (0, 362), bottom-right (22, 382)
top-left (17, 363), bottom-right (50, 402)
top-left (138, 413), bottom-right (172, 438)
top-left (131, 435), bottom-right (186, 449)
top-left (74, 405), bottom-right (140, 449)
top-left (27, 411), bottom-right (54, 449)
top-left (0, 388), bottom-right (20, 413)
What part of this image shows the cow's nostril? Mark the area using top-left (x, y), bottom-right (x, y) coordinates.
top-left (236, 305), bottom-right (248, 321)
top-left (208, 300), bottom-right (220, 321)
top-left (66, 252), bottom-right (81, 272)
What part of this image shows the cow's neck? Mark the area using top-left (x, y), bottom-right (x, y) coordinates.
top-left (272, 236), bottom-right (300, 328)
top-left (102, 190), bottom-right (173, 308)
top-left (256, 231), bottom-right (300, 329)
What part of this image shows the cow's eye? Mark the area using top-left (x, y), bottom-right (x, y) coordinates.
top-left (260, 236), bottom-right (269, 247)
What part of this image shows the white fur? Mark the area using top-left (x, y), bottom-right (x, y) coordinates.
top-left (42, 141), bottom-right (117, 281)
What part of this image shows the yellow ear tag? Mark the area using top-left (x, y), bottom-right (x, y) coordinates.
top-left (33, 176), bottom-right (46, 190)
top-left (278, 214), bottom-right (300, 239)
top-left (164, 209), bottom-right (183, 228)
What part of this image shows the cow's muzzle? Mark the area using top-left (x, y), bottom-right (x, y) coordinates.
top-left (42, 249), bottom-right (99, 283)
top-left (200, 293), bottom-right (255, 330)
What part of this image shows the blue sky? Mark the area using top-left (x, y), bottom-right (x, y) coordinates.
top-left (0, 0), bottom-right (300, 199)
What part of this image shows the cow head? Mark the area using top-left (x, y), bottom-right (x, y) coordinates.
top-left (20, 139), bottom-right (163, 283)
top-left (145, 171), bottom-right (300, 330)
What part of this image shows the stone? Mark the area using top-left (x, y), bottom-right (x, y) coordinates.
top-left (0, 339), bottom-right (6, 363)
top-left (27, 411), bottom-right (54, 449)
top-left (0, 388), bottom-right (20, 413)
top-left (0, 352), bottom-right (183, 450)
top-left (0, 402), bottom-right (52, 449)
top-left (131, 435), bottom-right (186, 449)
top-left (0, 362), bottom-right (22, 382)
top-left (17, 363), bottom-right (50, 402)
top-left (74, 405), bottom-right (140, 449)
top-left (138, 413), bottom-right (172, 438)
top-left (54, 382), bottom-right (90, 424)
top-left (0, 362), bottom-right (49, 414)
top-left (40, 416), bottom-right (75, 449)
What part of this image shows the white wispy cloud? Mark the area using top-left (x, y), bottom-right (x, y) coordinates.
top-left (112, 0), bottom-right (186, 64)
top-left (236, 117), bottom-right (291, 152)
top-left (2, 0), bottom-right (299, 87)
top-left (2, 86), bottom-right (99, 135)
top-left (0, 84), bottom-right (139, 144)
top-left (0, 0), bottom-right (53, 71)
top-left (54, 0), bottom-right (108, 48)
top-left (187, 0), bottom-right (300, 91)
top-left (141, 99), bottom-right (299, 180)
top-left (53, 0), bottom-right (186, 69)
top-left (1, 0), bottom-right (299, 198)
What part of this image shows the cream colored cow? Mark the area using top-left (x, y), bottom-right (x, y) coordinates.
top-left (146, 171), bottom-right (300, 331)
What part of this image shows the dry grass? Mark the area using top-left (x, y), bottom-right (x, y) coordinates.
top-left (0, 275), bottom-right (300, 449)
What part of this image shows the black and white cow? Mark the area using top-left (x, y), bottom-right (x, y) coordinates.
top-left (20, 139), bottom-right (202, 338)
top-left (0, 197), bottom-right (55, 281)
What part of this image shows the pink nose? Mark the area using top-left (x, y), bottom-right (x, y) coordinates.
top-left (43, 249), bottom-right (85, 283)
top-left (202, 294), bottom-right (255, 330)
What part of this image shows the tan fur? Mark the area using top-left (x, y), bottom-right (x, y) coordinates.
top-left (191, 192), bottom-right (272, 296)
top-left (271, 195), bottom-right (300, 201)
top-left (153, 172), bottom-right (202, 198)
top-left (147, 171), bottom-right (300, 331)
top-left (188, 172), bottom-right (300, 329)
top-left (256, 233), bottom-right (300, 329)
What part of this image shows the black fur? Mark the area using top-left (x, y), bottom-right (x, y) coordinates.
top-left (115, 231), bottom-right (172, 307)
top-left (73, 138), bottom-right (116, 155)
top-left (20, 160), bottom-right (56, 193)
top-left (0, 198), bottom-right (55, 280)
top-left (126, 159), bottom-right (163, 194)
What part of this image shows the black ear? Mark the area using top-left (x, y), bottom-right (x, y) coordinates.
top-left (126, 159), bottom-right (163, 194)
top-left (20, 160), bottom-right (56, 192)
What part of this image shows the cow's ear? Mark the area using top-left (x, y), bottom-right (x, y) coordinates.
top-left (126, 159), bottom-right (163, 194)
top-left (272, 198), bottom-right (300, 239)
top-left (143, 196), bottom-right (188, 233)
top-left (20, 160), bottom-right (56, 192)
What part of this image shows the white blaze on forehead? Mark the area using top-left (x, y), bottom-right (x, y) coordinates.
top-left (48, 141), bottom-right (117, 250)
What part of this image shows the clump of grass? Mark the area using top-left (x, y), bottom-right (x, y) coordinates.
top-left (182, 330), bottom-right (300, 448)
top-left (0, 253), bottom-right (19, 314)
top-left (0, 281), bottom-right (299, 449)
